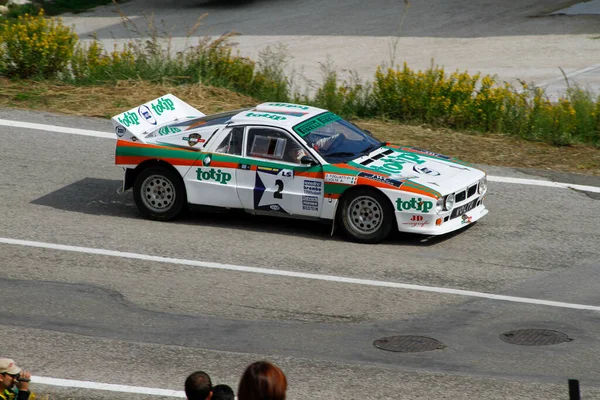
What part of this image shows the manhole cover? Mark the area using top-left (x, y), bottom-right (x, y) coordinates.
top-left (373, 335), bottom-right (445, 353)
top-left (500, 329), bottom-right (573, 346)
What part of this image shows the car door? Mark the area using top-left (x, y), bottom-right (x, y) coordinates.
top-left (235, 126), bottom-right (325, 218)
top-left (183, 126), bottom-right (245, 208)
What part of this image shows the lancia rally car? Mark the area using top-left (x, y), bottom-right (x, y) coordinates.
top-left (112, 94), bottom-right (488, 243)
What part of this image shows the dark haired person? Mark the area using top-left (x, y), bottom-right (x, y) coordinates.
top-left (238, 361), bottom-right (287, 400)
top-left (0, 359), bottom-right (34, 400)
top-left (184, 371), bottom-right (213, 400)
top-left (212, 384), bottom-right (234, 400)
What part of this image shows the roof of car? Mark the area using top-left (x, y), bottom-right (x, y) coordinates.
top-left (228, 102), bottom-right (328, 130)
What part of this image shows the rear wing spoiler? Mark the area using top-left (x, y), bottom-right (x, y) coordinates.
top-left (111, 94), bottom-right (205, 143)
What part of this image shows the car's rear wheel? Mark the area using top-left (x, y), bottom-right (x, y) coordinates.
top-left (338, 188), bottom-right (394, 244)
top-left (133, 167), bottom-right (186, 221)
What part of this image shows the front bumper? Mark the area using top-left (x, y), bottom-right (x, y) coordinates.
top-left (396, 196), bottom-right (488, 235)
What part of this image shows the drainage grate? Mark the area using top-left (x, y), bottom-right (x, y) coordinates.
top-left (373, 335), bottom-right (445, 353)
top-left (500, 329), bottom-right (573, 346)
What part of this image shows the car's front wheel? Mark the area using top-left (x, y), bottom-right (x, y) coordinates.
top-left (133, 166), bottom-right (186, 221)
top-left (338, 188), bottom-right (394, 244)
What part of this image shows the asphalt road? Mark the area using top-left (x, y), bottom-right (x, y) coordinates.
top-left (61, 0), bottom-right (600, 98)
top-left (1, 108), bottom-right (600, 399)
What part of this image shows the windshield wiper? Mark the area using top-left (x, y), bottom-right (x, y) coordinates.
top-left (324, 152), bottom-right (356, 158)
top-left (361, 143), bottom-right (383, 155)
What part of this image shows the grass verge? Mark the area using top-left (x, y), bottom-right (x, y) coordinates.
top-left (1, 78), bottom-right (598, 176)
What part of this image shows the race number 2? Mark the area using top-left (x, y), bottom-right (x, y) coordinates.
top-left (274, 179), bottom-right (284, 199)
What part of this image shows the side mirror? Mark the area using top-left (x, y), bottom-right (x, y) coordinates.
top-left (300, 155), bottom-right (318, 166)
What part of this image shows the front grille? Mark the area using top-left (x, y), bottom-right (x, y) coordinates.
top-left (467, 184), bottom-right (477, 198)
top-left (455, 191), bottom-right (466, 203)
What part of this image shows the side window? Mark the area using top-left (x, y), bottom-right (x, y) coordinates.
top-left (215, 127), bottom-right (244, 155)
top-left (246, 127), bottom-right (305, 164)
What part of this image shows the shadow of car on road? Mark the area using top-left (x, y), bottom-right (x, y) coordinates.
top-left (30, 177), bottom-right (470, 246)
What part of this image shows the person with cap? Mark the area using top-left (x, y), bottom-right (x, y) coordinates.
top-left (0, 358), bottom-right (35, 400)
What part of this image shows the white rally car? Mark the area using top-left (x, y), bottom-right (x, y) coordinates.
top-left (112, 94), bottom-right (488, 243)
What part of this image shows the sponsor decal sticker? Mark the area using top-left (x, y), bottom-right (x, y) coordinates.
top-left (302, 195), bottom-right (319, 211)
top-left (158, 126), bottom-right (181, 136)
top-left (293, 112), bottom-right (341, 136)
top-left (196, 168), bottom-right (231, 185)
top-left (413, 165), bottom-right (440, 176)
top-left (138, 105), bottom-right (157, 125)
top-left (303, 180), bottom-right (323, 195)
top-left (115, 125), bottom-right (126, 137)
top-left (358, 172), bottom-right (403, 188)
top-left (402, 215), bottom-right (430, 228)
top-left (267, 103), bottom-right (310, 110)
top-left (117, 111), bottom-right (140, 127)
top-left (183, 133), bottom-right (204, 147)
top-left (257, 110), bottom-right (307, 117)
top-left (450, 198), bottom-right (479, 219)
top-left (257, 166), bottom-right (293, 178)
top-left (238, 164), bottom-right (252, 170)
top-left (245, 112), bottom-right (287, 121)
top-left (270, 204), bottom-right (281, 211)
top-left (405, 147), bottom-right (451, 160)
top-left (363, 150), bottom-right (427, 174)
top-left (461, 214), bottom-right (473, 224)
top-left (325, 173), bottom-right (357, 185)
top-left (150, 97), bottom-right (176, 116)
top-left (395, 197), bottom-right (434, 213)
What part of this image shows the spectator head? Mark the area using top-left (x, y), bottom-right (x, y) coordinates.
top-left (185, 371), bottom-right (213, 400)
top-left (212, 384), bottom-right (235, 400)
top-left (0, 358), bottom-right (22, 390)
top-left (238, 361), bottom-right (287, 400)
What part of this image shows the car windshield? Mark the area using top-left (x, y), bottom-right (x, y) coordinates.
top-left (293, 113), bottom-right (383, 163)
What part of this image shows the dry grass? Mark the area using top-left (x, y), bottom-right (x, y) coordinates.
top-left (1, 78), bottom-right (599, 175)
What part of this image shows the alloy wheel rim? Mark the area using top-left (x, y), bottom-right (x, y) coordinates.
top-left (141, 175), bottom-right (176, 213)
top-left (347, 195), bottom-right (383, 234)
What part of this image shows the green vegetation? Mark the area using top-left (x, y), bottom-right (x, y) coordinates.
top-left (0, 11), bottom-right (598, 147)
top-left (2, 0), bottom-right (119, 18)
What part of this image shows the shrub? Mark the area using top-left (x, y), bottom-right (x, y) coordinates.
top-left (0, 10), bottom-right (77, 78)
top-left (370, 62), bottom-right (599, 146)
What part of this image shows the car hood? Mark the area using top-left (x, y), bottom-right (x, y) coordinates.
top-left (347, 146), bottom-right (485, 194)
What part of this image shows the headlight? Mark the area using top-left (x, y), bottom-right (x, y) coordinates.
top-left (478, 176), bottom-right (487, 194)
top-left (436, 197), bottom-right (444, 214)
top-left (444, 193), bottom-right (455, 211)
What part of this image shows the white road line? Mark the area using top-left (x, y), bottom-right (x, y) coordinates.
top-left (32, 376), bottom-right (185, 397)
top-left (0, 118), bottom-right (115, 139)
top-left (2, 237), bottom-right (600, 312)
top-left (488, 176), bottom-right (600, 193)
top-left (1, 118), bottom-right (599, 193)
top-left (531, 64), bottom-right (600, 89)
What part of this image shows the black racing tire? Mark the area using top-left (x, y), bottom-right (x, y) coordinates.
top-left (337, 188), bottom-right (395, 244)
top-left (133, 166), bottom-right (187, 221)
